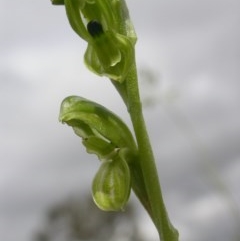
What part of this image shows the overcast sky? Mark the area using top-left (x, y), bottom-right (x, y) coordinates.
top-left (1, 0), bottom-right (240, 241)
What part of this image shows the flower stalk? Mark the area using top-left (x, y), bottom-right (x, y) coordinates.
top-left (124, 60), bottom-right (179, 241)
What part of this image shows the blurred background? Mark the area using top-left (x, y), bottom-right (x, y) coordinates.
top-left (1, 0), bottom-right (240, 240)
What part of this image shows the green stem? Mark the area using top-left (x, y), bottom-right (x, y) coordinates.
top-left (123, 59), bottom-right (179, 241)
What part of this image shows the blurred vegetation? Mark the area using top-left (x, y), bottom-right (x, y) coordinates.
top-left (33, 194), bottom-right (144, 241)
top-left (139, 66), bottom-right (240, 240)
top-left (138, 67), bottom-right (160, 108)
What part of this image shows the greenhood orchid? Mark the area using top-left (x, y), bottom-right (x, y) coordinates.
top-left (52, 1), bottom-right (179, 239)
top-left (52, 0), bottom-right (137, 82)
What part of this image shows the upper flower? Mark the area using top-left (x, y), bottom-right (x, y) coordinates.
top-left (63, 0), bottom-right (137, 82)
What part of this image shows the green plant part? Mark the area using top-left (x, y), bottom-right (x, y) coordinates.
top-left (59, 96), bottom-right (137, 159)
top-left (85, 20), bottom-right (134, 82)
top-left (62, 0), bottom-right (137, 42)
top-left (52, 1), bottom-right (179, 240)
top-left (51, 0), bottom-right (64, 5)
top-left (60, 0), bottom-right (136, 82)
top-left (92, 155), bottom-right (131, 211)
top-left (82, 136), bottom-right (118, 161)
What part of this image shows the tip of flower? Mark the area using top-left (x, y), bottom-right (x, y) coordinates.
top-left (51, 0), bottom-right (64, 5)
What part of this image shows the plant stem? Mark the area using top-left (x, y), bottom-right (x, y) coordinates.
top-left (123, 58), bottom-right (179, 241)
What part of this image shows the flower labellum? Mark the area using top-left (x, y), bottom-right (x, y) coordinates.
top-left (92, 157), bottom-right (131, 211)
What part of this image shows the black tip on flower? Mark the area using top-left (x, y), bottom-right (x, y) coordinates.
top-left (87, 20), bottom-right (104, 38)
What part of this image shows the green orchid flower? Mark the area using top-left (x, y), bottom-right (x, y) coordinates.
top-left (58, 0), bottom-right (137, 82)
top-left (59, 95), bottom-right (138, 160)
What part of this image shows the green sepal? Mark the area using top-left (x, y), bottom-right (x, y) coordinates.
top-left (92, 156), bottom-right (131, 211)
top-left (80, 0), bottom-right (115, 30)
top-left (64, 0), bottom-right (136, 41)
top-left (84, 32), bottom-right (134, 82)
top-left (82, 136), bottom-right (118, 161)
top-left (64, 0), bottom-right (90, 41)
top-left (66, 119), bottom-right (116, 160)
top-left (88, 32), bottom-right (121, 69)
top-left (66, 119), bottom-right (94, 138)
top-left (110, 0), bottom-right (137, 44)
top-left (59, 95), bottom-right (137, 151)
